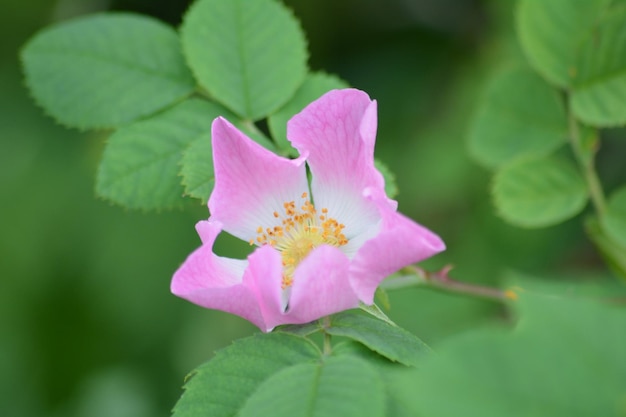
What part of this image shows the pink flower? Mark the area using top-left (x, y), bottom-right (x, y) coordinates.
top-left (171, 89), bottom-right (445, 332)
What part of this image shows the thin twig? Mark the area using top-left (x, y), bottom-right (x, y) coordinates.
top-left (383, 264), bottom-right (517, 302)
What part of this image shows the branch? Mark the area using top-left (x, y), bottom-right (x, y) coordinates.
top-left (382, 264), bottom-right (517, 302)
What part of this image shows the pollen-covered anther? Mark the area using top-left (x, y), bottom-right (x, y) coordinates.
top-left (281, 275), bottom-right (293, 289)
top-left (253, 193), bottom-right (348, 289)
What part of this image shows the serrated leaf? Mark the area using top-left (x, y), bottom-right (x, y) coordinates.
top-left (268, 72), bottom-right (349, 154)
top-left (96, 99), bottom-right (228, 210)
top-left (180, 133), bottom-right (214, 203)
top-left (492, 156), bottom-right (588, 228)
top-left (332, 341), bottom-right (419, 417)
top-left (392, 290), bottom-right (626, 417)
top-left (326, 311), bottom-right (431, 366)
top-left (21, 13), bottom-right (195, 129)
top-left (173, 333), bottom-right (320, 417)
top-left (517, 0), bottom-right (612, 88)
top-left (467, 67), bottom-right (568, 169)
top-left (374, 159), bottom-right (399, 199)
top-left (181, 0), bottom-right (308, 120)
top-left (571, 6), bottom-right (626, 127)
top-left (238, 355), bottom-right (385, 417)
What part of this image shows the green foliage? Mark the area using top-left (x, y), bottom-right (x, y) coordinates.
top-left (12, 1), bottom-right (626, 416)
top-left (571, 6), bottom-right (626, 127)
top-left (96, 99), bottom-right (228, 210)
top-left (586, 216), bottom-right (626, 279)
top-left (268, 72), bottom-right (349, 154)
top-left (517, 0), bottom-right (626, 127)
top-left (517, 0), bottom-right (612, 88)
top-left (180, 133), bottom-right (214, 204)
top-left (172, 333), bottom-right (320, 417)
top-left (173, 312), bottom-right (432, 417)
top-left (326, 311), bottom-right (431, 366)
top-left (472, 0), bottom-right (626, 270)
top-left (392, 290), bottom-right (626, 417)
top-left (332, 341), bottom-right (418, 417)
top-left (238, 356), bottom-right (385, 417)
top-left (21, 13), bottom-right (195, 129)
top-left (20, 3), bottom-right (311, 211)
top-left (467, 67), bottom-right (567, 169)
top-left (492, 156), bottom-right (588, 227)
top-left (181, 0), bottom-right (308, 120)
top-left (602, 186), bottom-right (626, 251)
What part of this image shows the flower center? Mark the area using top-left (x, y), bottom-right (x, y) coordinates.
top-left (251, 192), bottom-right (348, 289)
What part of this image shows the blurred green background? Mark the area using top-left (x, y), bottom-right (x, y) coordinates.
top-left (2, 0), bottom-right (623, 416)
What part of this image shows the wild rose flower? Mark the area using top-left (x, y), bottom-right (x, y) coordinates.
top-left (171, 89), bottom-right (445, 332)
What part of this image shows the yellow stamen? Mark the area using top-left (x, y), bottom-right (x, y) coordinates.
top-left (253, 193), bottom-right (348, 289)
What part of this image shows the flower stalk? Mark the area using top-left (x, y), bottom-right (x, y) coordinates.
top-left (322, 316), bottom-right (332, 355)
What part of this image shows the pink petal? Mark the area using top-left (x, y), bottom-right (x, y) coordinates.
top-left (349, 188), bottom-right (446, 304)
top-left (285, 245), bottom-right (360, 324)
top-left (170, 220), bottom-right (269, 330)
top-left (240, 244), bottom-right (289, 332)
top-left (209, 117), bottom-right (309, 243)
top-left (287, 89), bottom-right (383, 190)
top-left (287, 89), bottom-right (385, 239)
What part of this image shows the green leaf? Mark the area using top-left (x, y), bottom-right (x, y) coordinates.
top-left (374, 159), bottom-right (399, 199)
top-left (359, 303), bottom-right (395, 327)
top-left (96, 99), bottom-right (228, 210)
top-left (326, 311), bottom-right (431, 366)
top-left (332, 341), bottom-right (419, 417)
top-left (571, 6), bottom-right (626, 127)
top-left (517, 0), bottom-right (612, 88)
top-left (392, 290), bottom-right (626, 417)
top-left (467, 67), bottom-right (568, 169)
top-left (602, 186), bottom-right (626, 248)
top-left (268, 72), bottom-right (349, 154)
top-left (492, 156), bottom-right (588, 228)
top-left (276, 321), bottom-right (323, 337)
top-left (21, 13), bottom-right (195, 129)
top-left (586, 216), bottom-right (626, 280)
top-left (238, 355), bottom-right (385, 417)
top-left (180, 132), bottom-right (214, 203)
top-left (179, 117), bottom-right (279, 205)
top-left (173, 333), bottom-right (320, 417)
top-left (181, 0), bottom-right (308, 120)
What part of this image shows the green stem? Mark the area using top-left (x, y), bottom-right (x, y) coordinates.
top-left (322, 316), bottom-right (332, 355)
top-left (567, 99), bottom-right (607, 216)
top-left (323, 332), bottom-right (332, 355)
